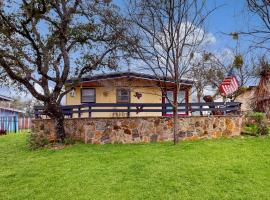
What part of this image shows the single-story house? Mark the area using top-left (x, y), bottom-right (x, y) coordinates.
top-left (65, 72), bottom-right (194, 118)
top-left (0, 95), bottom-right (25, 132)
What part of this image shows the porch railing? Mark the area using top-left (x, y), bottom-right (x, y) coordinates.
top-left (34, 102), bottom-right (241, 119)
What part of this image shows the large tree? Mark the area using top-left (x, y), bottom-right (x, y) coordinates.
top-left (128, 0), bottom-right (215, 144)
top-left (0, 0), bottom-right (132, 142)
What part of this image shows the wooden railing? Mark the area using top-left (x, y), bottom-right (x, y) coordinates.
top-left (34, 102), bottom-right (242, 118)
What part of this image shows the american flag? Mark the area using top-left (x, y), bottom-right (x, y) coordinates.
top-left (219, 68), bottom-right (239, 96)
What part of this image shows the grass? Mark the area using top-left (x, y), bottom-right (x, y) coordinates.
top-left (1, 133), bottom-right (270, 200)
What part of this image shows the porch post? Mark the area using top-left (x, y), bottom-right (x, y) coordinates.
top-left (185, 89), bottom-right (189, 115)
top-left (173, 85), bottom-right (178, 144)
top-left (89, 106), bottom-right (92, 118)
top-left (161, 91), bottom-right (166, 116)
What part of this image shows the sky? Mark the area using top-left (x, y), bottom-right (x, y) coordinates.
top-left (114, 0), bottom-right (252, 51)
top-left (0, 0), bottom-right (259, 98)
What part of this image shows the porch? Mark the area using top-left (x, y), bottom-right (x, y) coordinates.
top-left (34, 102), bottom-right (242, 119)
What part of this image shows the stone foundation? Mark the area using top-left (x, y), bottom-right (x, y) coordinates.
top-left (32, 116), bottom-right (243, 144)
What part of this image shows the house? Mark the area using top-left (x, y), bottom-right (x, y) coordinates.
top-left (235, 86), bottom-right (256, 112)
top-left (33, 72), bottom-right (243, 144)
top-left (65, 72), bottom-right (194, 118)
top-left (0, 95), bottom-right (25, 132)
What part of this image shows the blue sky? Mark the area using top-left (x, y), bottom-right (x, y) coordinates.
top-left (203, 0), bottom-right (255, 51)
top-left (0, 0), bottom-right (258, 98)
top-left (114, 0), bottom-right (252, 51)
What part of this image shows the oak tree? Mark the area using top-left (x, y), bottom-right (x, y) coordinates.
top-left (0, 0), bottom-right (132, 142)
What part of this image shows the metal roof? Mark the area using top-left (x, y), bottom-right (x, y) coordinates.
top-left (0, 94), bottom-right (13, 101)
top-left (0, 106), bottom-right (25, 113)
top-left (67, 71), bottom-right (194, 85)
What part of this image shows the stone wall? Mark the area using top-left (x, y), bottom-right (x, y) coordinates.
top-left (32, 116), bottom-right (243, 144)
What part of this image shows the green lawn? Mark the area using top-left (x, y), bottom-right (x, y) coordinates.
top-left (1, 134), bottom-right (270, 200)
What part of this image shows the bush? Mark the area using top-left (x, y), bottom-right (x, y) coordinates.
top-left (28, 133), bottom-right (76, 150)
top-left (242, 124), bottom-right (259, 136)
top-left (243, 112), bottom-right (270, 136)
top-left (259, 125), bottom-right (270, 136)
top-left (28, 134), bottom-right (49, 150)
top-left (64, 137), bottom-right (75, 145)
top-left (246, 112), bottom-right (266, 124)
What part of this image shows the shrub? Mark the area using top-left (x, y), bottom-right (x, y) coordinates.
top-left (64, 137), bottom-right (75, 145)
top-left (259, 125), bottom-right (270, 136)
top-left (246, 112), bottom-right (266, 124)
top-left (242, 124), bottom-right (259, 136)
top-left (28, 134), bottom-right (49, 150)
top-left (243, 112), bottom-right (270, 136)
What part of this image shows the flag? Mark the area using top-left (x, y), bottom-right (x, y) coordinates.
top-left (219, 68), bottom-right (239, 96)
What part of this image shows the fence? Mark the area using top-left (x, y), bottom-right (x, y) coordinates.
top-left (0, 116), bottom-right (18, 133)
top-left (34, 102), bottom-right (242, 118)
top-left (0, 116), bottom-right (32, 133)
top-left (19, 117), bottom-right (32, 130)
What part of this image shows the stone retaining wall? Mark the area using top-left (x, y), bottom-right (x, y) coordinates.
top-left (32, 116), bottom-right (243, 144)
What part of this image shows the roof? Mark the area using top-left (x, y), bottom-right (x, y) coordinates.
top-left (0, 94), bottom-right (13, 101)
top-left (0, 106), bottom-right (25, 113)
top-left (67, 71), bottom-right (194, 85)
top-left (246, 86), bottom-right (257, 90)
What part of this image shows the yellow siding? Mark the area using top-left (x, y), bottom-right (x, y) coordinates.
top-left (130, 87), bottom-right (162, 117)
top-left (65, 83), bottom-right (163, 118)
top-left (66, 86), bottom-right (81, 105)
top-left (65, 78), bottom-right (193, 118)
top-left (93, 87), bottom-right (117, 118)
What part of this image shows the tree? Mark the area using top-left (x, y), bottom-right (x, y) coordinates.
top-left (254, 58), bottom-right (270, 117)
top-left (0, 0), bottom-right (133, 142)
top-left (128, 0), bottom-right (215, 144)
top-left (190, 50), bottom-right (257, 102)
top-left (246, 0), bottom-right (270, 51)
top-left (189, 52), bottom-right (224, 103)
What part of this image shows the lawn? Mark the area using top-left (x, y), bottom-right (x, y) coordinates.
top-left (1, 133), bottom-right (270, 200)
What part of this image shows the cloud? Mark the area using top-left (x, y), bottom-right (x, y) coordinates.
top-left (203, 32), bottom-right (216, 45)
top-left (123, 22), bottom-right (218, 77)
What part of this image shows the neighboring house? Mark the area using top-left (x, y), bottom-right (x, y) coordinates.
top-left (235, 86), bottom-right (256, 112)
top-left (0, 95), bottom-right (25, 132)
top-left (65, 72), bottom-right (194, 118)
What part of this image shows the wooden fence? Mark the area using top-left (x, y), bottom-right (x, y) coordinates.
top-left (19, 117), bottom-right (32, 130)
top-left (34, 102), bottom-right (242, 118)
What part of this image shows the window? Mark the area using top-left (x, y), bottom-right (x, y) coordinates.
top-left (117, 88), bottom-right (130, 103)
top-left (81, 88), bottom-right (95, 103)
top-left (165, 90), bottom-right (187, 115)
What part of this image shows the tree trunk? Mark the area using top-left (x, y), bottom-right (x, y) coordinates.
top-left (197, 94), bottom-right (202, 115)
top-left (173, 104), bottom-right (178, 145)
top-left (173, 86), bottom-right (178, 145)
top-left (54, 114), bottom-right (66, 143)
top-left (45, 102), bottom-right (66, 143)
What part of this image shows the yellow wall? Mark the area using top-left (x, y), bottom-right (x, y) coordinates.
top-left (130, 87), bottom-right (162, 117)
top-left (66, 82), bottom-right (163, 118)
top-left (65, 79), bottom-right (193, 118)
